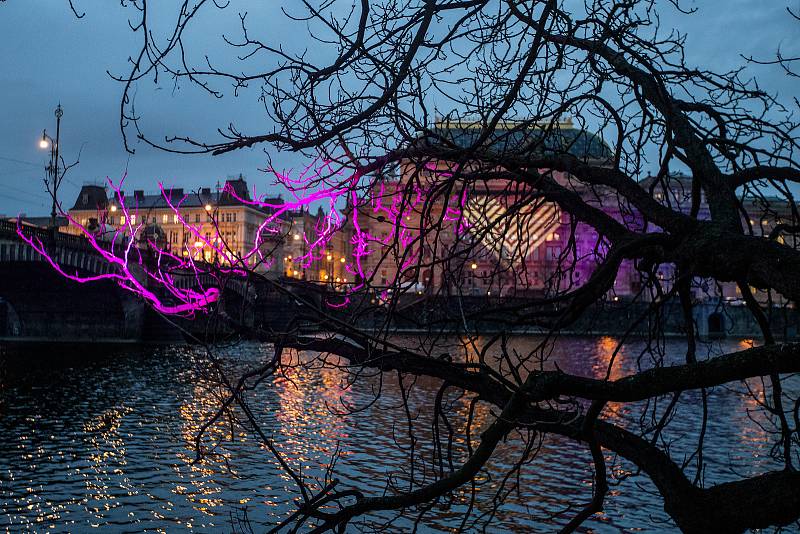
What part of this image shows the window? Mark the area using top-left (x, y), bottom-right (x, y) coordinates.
top-left (162, 214), bottom-right (169, 224)
top-left (120, 216), bottom-right (126, 225)
top-left (195, 213), bottom-right (200, 223)
top-left (130, 214), bottom-right (136, 224)
top-left (232, 213), bottom-right (237, 222)
top-left (173, 214), bottom-right (179, 224)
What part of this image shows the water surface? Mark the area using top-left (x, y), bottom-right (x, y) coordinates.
top-left (0, 337), bottom-right (790, 532)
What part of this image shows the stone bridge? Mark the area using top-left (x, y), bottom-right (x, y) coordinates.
top-left (0, 220), bottom-right (249, 344)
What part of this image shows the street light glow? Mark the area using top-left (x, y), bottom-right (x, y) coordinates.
top-left (204, 204), bottom-right (212, 212)
top-left (39, 138), bottom-right (49, 149)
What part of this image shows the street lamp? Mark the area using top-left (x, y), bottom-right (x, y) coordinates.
top-left (38, 104), bottom-right (64, 232)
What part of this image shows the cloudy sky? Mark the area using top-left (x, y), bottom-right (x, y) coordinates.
top-left (0, 1), bottom-right (797, 216)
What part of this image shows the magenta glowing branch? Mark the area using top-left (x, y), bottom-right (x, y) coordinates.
top-left (16, 175), bottom-right (221, 316)
top-left (16, 158), bottom-right (478, 316)
top-left (219, 162), bottom-right (354, 266)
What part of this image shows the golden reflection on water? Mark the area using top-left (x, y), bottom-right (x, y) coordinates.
top-left (592, 336), bottom-right (626, 381)
top-left (738, 338), bottom-right (757, 350)
top-left (730, 339), bottom-right (771, 452)
top-left (274, 349), bottom-right (352, 466)
top-left (167, 345), bottom-right (362, 526)
top-left (460, 335), bottom-right (482, 365)
top-left (82, 406), bottom-right (133, 522)
top-left (175, 376), bottom-right (234, 524)
top-left (1, 339), bottom-right (791, 532)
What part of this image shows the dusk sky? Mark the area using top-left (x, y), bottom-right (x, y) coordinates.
top-left (0, 1), bottom-right (797, 216)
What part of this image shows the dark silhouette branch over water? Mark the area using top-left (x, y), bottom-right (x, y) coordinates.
top-left (35, 0), bottom-right (800, 532)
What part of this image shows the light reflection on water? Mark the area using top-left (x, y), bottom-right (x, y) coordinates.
top-left (0, 337), bottom-right (790, 532)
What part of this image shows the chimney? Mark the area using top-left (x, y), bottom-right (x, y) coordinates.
top-left (134, 190), bottom-right (145, 200)
top-left (201, 187), bottom-right (211, 195)
top-left (172, 188), bottom-right (184, 197)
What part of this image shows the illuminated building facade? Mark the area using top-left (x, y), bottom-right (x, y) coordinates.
top-left (352, 118), bottom-right (616, 297)
top-left (66, 176), bottom-right (286, 276)
top-left (61, 135), bottom-right (794, 305)
top-left (350, 120), bottom-right (795, 303)
top-left (281, 207), bottom-right (352, 285)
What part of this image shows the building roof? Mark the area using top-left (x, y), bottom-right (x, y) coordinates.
top-left (639, 173), bottom-right (794, 218)
top-left (421, 118), bottom-right (612, 162)
top-left (70, 177), bottom-right (285, 213)
top-left (71, 184), bottom-right (109, 211)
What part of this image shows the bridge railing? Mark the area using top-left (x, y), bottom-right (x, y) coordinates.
top-left (1, 219), bottom-right (258, 294)
top-left (0, 219), bottom-right (99, 251)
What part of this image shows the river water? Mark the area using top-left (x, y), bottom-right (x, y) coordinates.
top-left (0, 337), bottom-right (792, 533)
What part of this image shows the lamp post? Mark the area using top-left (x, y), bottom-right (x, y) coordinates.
top-left (204, 202), bottom-right (218, 264)
top-left (326, 250), bottom-right (334, 289)
top-left (39, 104), bottom-right (64, 232)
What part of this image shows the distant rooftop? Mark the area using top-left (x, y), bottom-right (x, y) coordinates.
top-left (424, 117), bottom-right (612, 162)
top-left (70, 176), bottom-right (284, 212)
